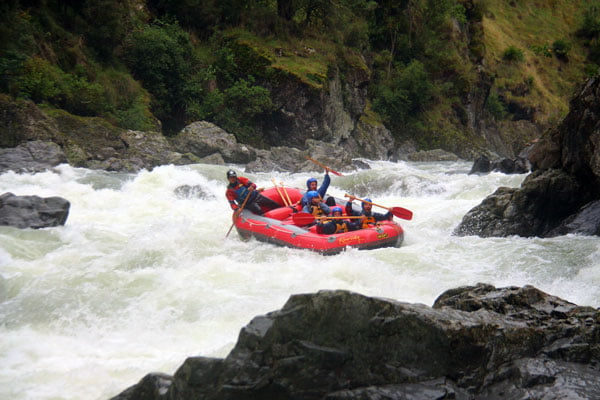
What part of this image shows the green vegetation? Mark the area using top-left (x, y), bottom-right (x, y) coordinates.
top-left (503, 46), bottom-right (525, 62)
top-left (0, 0), bottom-right (598, 151)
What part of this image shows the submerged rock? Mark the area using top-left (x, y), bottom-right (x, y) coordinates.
top-left (0, 192), bottom-right (70, 229)
top-left (109, 284), bottom-right (600, 400)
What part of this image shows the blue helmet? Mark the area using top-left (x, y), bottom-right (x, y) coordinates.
top-left (332, 206), bottom-right (343, 214)
top-left (306, 190), bottom-right (320, 201)
top-left (362, 198), bottom-right (372, 209)
top-left (306, 177), bottom-right (317, 189)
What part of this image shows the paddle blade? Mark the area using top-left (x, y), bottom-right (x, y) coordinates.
top-left (329, 169), bottom-right (344, 177)
top-left (292, 212), bottom-right (315, 225)
top-left (391, 207), bottom-right (413, 220)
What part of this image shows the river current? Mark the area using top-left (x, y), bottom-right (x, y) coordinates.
top-left (1, 160), bottom-right (599, 400)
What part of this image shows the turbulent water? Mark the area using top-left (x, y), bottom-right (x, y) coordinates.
top-left (1, 160), bottom-right (599, 400)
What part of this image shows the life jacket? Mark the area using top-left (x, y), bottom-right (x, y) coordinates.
top-left (230, 182), bottom-right (251, 202)
top-left (361, 214), bottom-right (376, 229)
top-left (309, 204), bottom-right (327, 217)
top-left (334, 221), bottom-right (349, 233)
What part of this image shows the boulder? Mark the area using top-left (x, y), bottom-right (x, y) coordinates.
top-left (170, 121), bottom-right (257, 164)
top-left (469, 152), bottom-right (530, 175)
top-left (109, 284), bottom-right (600, 400)
top-left (0, 140), bottom-right (67, 173)
top-left (0, 192), bottom-right (70, 229)
top-left (404, 149), bottom-right (460, 162)
top-left (454, 169), bottom-right (586, 237)
top-left (0, 95), bottom-right (59, 147)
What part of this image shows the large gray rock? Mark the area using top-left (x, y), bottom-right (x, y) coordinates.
top-left (0, 192), bottom-right (70, 228)
top-left (454, 169), bottom-right (585, 237)
top-left (110, 284), bottom-right (600, 400)
top-left (0, 140), bottom-right (67, 173)
top-left (171, 121), bottom-right (257, 164)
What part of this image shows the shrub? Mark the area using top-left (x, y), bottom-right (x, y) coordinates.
top-left (552, 39), bottom-right (571, 60)
top-left (123, 21), bottom-right (204, 134)
top-left (531, 43), bottom-right (552, 58)
top-left (372, 60), bottom-right (433, 130)
top-left (484, 90), bottom-right (506, 120)
top-left (503, 46), bottom-right (524, 62)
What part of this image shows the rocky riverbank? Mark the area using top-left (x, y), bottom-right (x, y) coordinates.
top-left (455, 76), bottom-right (600, 238)
top-left (0, 95), bottom-right (463, 176)
top-left (109, 284), bottom-right (600, 400)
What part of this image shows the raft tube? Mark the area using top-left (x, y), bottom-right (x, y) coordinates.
top-left (233, 187), bottom-right (404, 255)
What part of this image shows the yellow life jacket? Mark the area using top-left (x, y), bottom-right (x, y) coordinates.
top-left (309, 204), bottom-right (326, 217)
top-left (334, 221), bottom-right (349, 233)
top-left (361, 215), bottom-right (376, 229)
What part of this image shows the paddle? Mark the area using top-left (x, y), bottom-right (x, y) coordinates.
top-left (271, 178), bottom-right (289, 206)
top-left (225, 192), bottom-right (251, 237)
top-left (279, 181), bottom-right (293, 206)
top-left (344, 194), bottom-right (413, 220)
top-left (293, 212), bottom-right (363, 226)
top-left (306, 156), bottom-right (344, 176)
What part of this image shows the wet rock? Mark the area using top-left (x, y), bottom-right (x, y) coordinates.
top-left (404, 149), bottom-right (460, 162)
top-left (0, 192), bottom-right (70, 229)
top-left (547, 200), bottom-right (600, 236)
top-left (173, 185), bottom-right (214, 200)
top-left (454, 169), bottom-right (585, 237)
top-left (457, 76), bottom-right (600, 237)
top-left (109, 285), bottom-right (600, 400)
top-left (469, 153), bottom-right (530, 175)
top-left (109, 373), bottom-right (172, 400)
top-left (0, 140), bottom-right (67, 173)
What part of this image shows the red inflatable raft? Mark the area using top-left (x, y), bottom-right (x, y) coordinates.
top-left (233, 187), bottom-right (404, 255)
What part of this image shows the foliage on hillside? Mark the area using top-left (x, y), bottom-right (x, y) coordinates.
top-left (0, 0), bottom-right (598, 151)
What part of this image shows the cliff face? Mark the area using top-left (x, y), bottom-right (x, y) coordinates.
top-left (455, 76), bottom-right (600, 238)
top-left (263, 64), bottom-right (393, 160)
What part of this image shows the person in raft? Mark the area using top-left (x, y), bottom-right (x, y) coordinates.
top-left (300, 168), bottom-right (331, 207)
top-left (226, 170), bottom-right (280, 215)
top-left (317, 206), bottom-right (360, 234)
top-left (345, 195), bottom-right (392, 229)
top-left (302, 190), bottom-right (331, 218)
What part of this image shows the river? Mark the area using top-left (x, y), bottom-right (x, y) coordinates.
top-left (1, 160), bottom-right (599, 400)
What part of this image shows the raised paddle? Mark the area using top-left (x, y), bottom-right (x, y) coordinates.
top-left (279, 181), bottom-right (293, 206)
top-left (344, 194), bottom-right (413, 221)
top-left (306, 156), bottom-right (344, 176)
top-left (225, 192), bottom-right (251, 237)
top-left (293, 212), bottom-right (363, 226)
top-left (271, 178), bottom-right (290, 206)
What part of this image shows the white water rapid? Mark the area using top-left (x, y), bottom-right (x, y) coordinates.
top-left (1, 160), bottom-right (599, 400)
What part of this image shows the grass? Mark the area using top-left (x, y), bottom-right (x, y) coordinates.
top-left (482, 0), bottom-right (590, 124)
top-left (224, 28), bottom-right (366, 89)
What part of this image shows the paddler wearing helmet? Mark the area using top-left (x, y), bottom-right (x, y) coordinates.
top-left (345, 195), bottom-right (392, 229)
top-left (300, 168), bottom-right (331, 207)
top-left (225, 169), bottom-right (280, 215)
top-left (318, 206), bottom-right (361, 234)
top-left (301, 190), bottom-right (331, 221)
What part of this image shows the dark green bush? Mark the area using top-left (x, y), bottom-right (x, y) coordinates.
top-left (552, 39), bottom-right (571, 59)
top-left (503, 45), bottom-right (525, 62)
